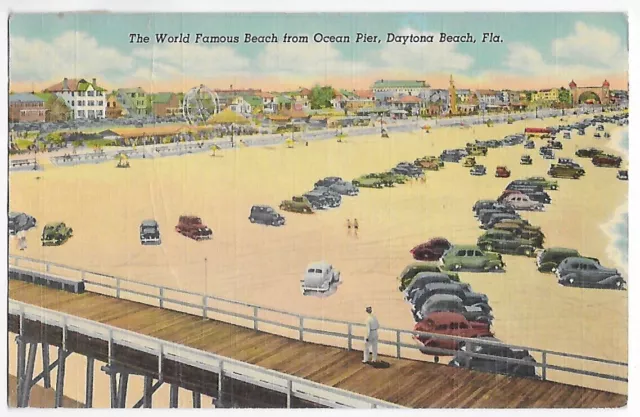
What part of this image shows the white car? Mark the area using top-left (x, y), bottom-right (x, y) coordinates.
top-left (502, 193), bottom-right (544, 211)
top-left (301, 262), bottom-right (341, 295)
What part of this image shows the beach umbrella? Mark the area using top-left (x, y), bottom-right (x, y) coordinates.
top-left (207, 108), bottom-right (250, 125)
top-left (285, 138), bottom-right (295, 148)
top-left (210, 144), bottom-right (221, 156)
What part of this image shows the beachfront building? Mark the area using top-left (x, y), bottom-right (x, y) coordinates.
top-left (116, 87), bottom-right (149, 117)
top-left (105, 93), bottom-right (125, 119)
top-left (474, 89), bottom-right (500, 107)
top-left (9, 93), bottom-right (47, 123)
top-left (344, 90), bottom-right (376, 112)
top-left (256, 92), bottom-right (277, 113)
top-left (149, 92), bottom-right (183, 117)
top-left (227, 96), bottom-right (252, 115)
top-left (43, 77), bottom-right (107, 119)
top-left (371, 79), bottom-right (431, 97)
top-left (532, 88), bottom-right (559, 103)
top-left (456, 89), bottom-right (472, 103)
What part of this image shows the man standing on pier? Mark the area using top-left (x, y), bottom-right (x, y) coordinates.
top-left (363, 306), bottom-right (379, 364)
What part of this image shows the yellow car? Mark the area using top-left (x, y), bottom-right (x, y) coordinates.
top-left (463, 157), bottom-right (476, 167)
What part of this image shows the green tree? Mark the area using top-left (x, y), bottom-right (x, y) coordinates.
top-left (46, 132), bottom-right (65, 146)
top-left (45, 95), bottom-right (72, 122)
top-left (558, 87), bottom-right (572, 105)
top-left (309, 85), bottom-right (335, 109)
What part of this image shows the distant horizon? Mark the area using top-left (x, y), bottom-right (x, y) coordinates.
top-left (9, 12), bottom-right (629, 93)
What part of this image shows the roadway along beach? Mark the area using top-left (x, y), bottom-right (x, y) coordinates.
top-left (8, 113), bottom-right (628, 401)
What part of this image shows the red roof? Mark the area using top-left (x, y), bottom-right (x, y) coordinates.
top-left (44, 78), bottom-right (82, 92)
top-left (399, 95), bottom-right (421, 104)
top-left (354, 89), bottom-right (374, 99)
top-left (257, 92), bottom-right (274, 99)
top-left (299, 88), bottom-right (312, 97)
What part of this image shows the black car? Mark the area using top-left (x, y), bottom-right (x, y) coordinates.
top-left (314, 176), bottom-right (343, 188)
top-left (303, 191), bottom-right (330, 210)
top-left (140, 219), bottom-right (161, 244)
top-left (548, 141), bottom-right (563, 150)
top-left (440, 150), bottom-right (466, 163)
top-left (449, 338), bottom-right (539, 379)
top-left (576, 148), bottom-right (603, 158)
top-left (249, 205), bottom-right (286, 226)
top-left (393, 164), bottom-right (423, 178)
top-left (524, 140), bottom-right (535, 149)
top-left (312, 187), bottom-right (342, 207)
top-left (8, 212), bottom-right (37, 235)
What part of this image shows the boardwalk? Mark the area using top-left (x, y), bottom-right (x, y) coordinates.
top-left (8, 280), bottom-right (626, 408)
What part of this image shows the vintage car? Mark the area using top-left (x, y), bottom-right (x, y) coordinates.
top-left (322, 180), bottom-right (359, 196)
top-left (8, 211), bottom-right (37, 235)
top-left (495, 166), bottom-right (511, 178)
top-left (556, 257), bottom-right (625, 290)
top-left (575, 147), bottom-right (604, 158)
top-left (41, 222), bottom-right (74, 246)
top-left (440, 149), bottom-right (466, 163)
top-left (557, 158), bottom-right (582, 169)
top-left (535, 247), bottom-right (582, 273)
top-left (596, 124), bottom-right (605, 131)
top-left (392, 165), bottom-right (424, 179)
top-left (300, 262), bottom-right (341, 295)
top-left (352, 174), bottom-right (385, 189)
top-left (398, 262), bottom-right (460, 292)
top-left (592, 154), bottom-right (622, 168)
top-left (314, 176), bottom-right (343, 188)
top-left (303, 190), bottom-right (330, 210)
top-left (463, 157), bottom-right (477, 167)
top-left (473, 200), bottom-right (499, 216)
top-left (541, 149), bottom-right (555, 160)
top-left (470, 165), bottom-right (487, 176)
top-left (410, 238), bottom-right (453, 261)
top-left (523, 176), bottom-right (558, 190)
top-left (483, 213), bottom-right (523, 230)
top-left (547, 140), bottom-right (563, 150)
top-left (548, 164), bottom-right (586, 179)
top-left (413, 312), bottom-right (493, 356)
top-left (594, 132), bottom-right (601, 138)
top-left (501, 193), bottom-right (544, 211)
top-left (604, 132), bottom-right (611, 138)
top-left (477, 230), bottom-right (541, 257)
top-left (310, 187), bottom-right (342, 208)
top-left (492, 219), bottom-right (544, 242)
top-left (524, 140), bottom-right (536, 149)
top-left (420, 294), bottom-right (493, 324)
top-left (378, 171), bottom-right (409, 185)
top-left (175, 215), bottom-right (213, 240)
top-left (577, 129), bottom-right (585, 136)
top-left (477, 205), bottom-right (517, 225)
top-left (449, 337), bottom-right (539, 379)
top-left (279, 196), bottom-right (314, 213)
top-left (520, 155), bottom-right (533, 165)
top-left (249, 205), bottom-right (285, 226)
top-left (617, 170), bottom-right (629, 181)
top-left (466, 143), bottom-right (488, 156)
top-left (415, 156), bottom-right (444, 170)
top-left (403, 272), bottom-right (453, 300)
top-left (563, 132), bottom-right (571, 139)
top-left (440, 245), bottom-right (505, 272)
top-left (410, 283), bottom-right (491, 318)
top-left (139, 219), bottom-right (161, 244)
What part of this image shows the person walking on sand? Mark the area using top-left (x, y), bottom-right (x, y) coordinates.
top-left (346, 219), bottom-right (352, 234)
top-left (363, 306), bottom-right (379, 364)
top-left (353, 218), bottom-right (359, 236)
top-left (17, 230), bottom-right (27, 251)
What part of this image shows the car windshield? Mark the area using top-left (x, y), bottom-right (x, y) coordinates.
top-left (142, 227), bottom-right (156, 234)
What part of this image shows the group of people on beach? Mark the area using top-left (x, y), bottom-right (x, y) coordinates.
top-left (346, 218), bottom-right (360, 236)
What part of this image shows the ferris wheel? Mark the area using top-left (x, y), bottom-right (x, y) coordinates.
top-left (182, 84), bottom-right (220, 125)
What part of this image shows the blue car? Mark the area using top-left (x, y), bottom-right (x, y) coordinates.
top-left (470, 165), bottom-right (487, 176)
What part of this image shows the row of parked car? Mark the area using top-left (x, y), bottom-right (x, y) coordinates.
top-left (9, 212), bottom-right (76, 246)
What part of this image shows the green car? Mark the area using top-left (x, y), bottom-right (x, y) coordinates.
top-left (367, 171), bottom-right (407, 186)
top-left (398, 262), bottom-right (460, 292)
top-left (41, 222), bottom-right (73, 246)
top-left (352, 174), bottom-right (384, 188)
top-left (535, 247), bottom-right (582, 273)
top-left (477, 229), bottom-right (541, 257)
top-left (279, 196), bottom-right (314, 213)
top-left (440, 245), bottom-right (505, 272)
top-left (492, 220), bottom-right (545, 242)
top-left (524, 176), bottom-right (559, 190)
top-left (547, 164), bottom-right (585, 179)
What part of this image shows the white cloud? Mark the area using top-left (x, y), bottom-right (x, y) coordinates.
top-left (378, 28), bottom-right (474, 72)
top-left (502, 22), bottom-right (627, 79)
top-left (552, 21), bottom-right (627, 69)
top-left (256, 40), bottom-right (370, 77)
top-left (10, 31), bottom-right (134, 83)
top-left (131, 43), bottom-right (251, 79)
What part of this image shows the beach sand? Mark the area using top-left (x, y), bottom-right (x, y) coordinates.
top-left (8, 113), bottom-right (628, 404)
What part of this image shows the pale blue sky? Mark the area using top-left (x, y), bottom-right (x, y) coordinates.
top-left (8, 13), bottom-right (629, 90)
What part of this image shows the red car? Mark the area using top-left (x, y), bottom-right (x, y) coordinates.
top-left (175, 215), bottom-right (213, 240)
top-left (592, 154), bottom-right (622, 168)
top-left (413, 312), bottom-right (493, 356)
top-left (495, 166), bottom-right (511, 178)
top-left (410, 238), bottom-right (452, 261)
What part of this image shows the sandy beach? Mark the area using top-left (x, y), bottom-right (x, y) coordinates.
top-left (8, 113), bottom-right (628, 403)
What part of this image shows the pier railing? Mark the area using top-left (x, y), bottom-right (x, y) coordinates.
top-left (8, 255), bottom-right (628, 390)
top-left (8, 299), bottom-right (402, 409)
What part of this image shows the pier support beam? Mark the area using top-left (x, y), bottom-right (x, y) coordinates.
top-left (15, 336), bottom-right (26, 404)
top-left (41, 343), bottom-right (51, 389)
top-left (170, 384), bottom-right (179, 408)
top-left (17, 342), bottom-right (38, 407)
top-left (192, 391), bottom-right (201, 408)
top-left (54, 347), bottom-right (69, 408)
top-left (132, 378), bottom-right (163, 409)
top-left (85, 356), bottom-right (95, 408)
top-left (101, 365), bottom-right (134, 408)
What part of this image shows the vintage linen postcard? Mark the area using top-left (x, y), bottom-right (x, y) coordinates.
top-left (7, 11), bottom-right (628, 409)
